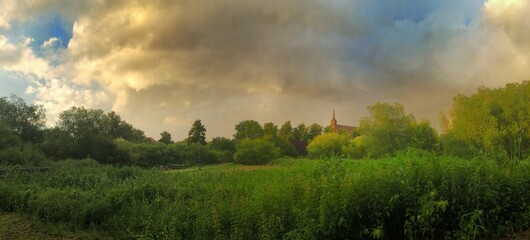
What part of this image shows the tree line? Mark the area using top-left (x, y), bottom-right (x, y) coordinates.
top-left (1, 81), bottom-right (530, 166)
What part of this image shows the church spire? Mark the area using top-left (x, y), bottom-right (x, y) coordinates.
top-left (330, 109), bottom-right (338, 132)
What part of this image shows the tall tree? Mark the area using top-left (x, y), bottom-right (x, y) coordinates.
top-left (278, 121), bottom-right (293, 141)
top-left (359, 102), bottom-right (435, 157)
top-left (442, 82), bottom-right (530, 159)
top-left (58, 107), bottom-right (106, 141)
top-left (263, 122), bottom-right (278, 137)
top-left (292, 123), bottom-right (309, 155)
top-left (159, 131), bottom-right (173, 144)
top-left (0, 95), bottom-right (46, 143)
top-left (188, 119), bottom-right (207, 145)
top-left (292, 123), bottom-right (307, 142)
top-left (56, 106), bottom-right (116, 161)
top-left (306, 123), bottom-right (323, 142)
top-left (102, 111), bottom-right (145, 142)
top-left (234, 120), bottom-right (263, 140)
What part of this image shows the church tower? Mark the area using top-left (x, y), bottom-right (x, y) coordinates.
top-left (330, 109), bottom-right (338, 132)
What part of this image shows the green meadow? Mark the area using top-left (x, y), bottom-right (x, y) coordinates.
top-left (1, 152), bottom-right (529, 239)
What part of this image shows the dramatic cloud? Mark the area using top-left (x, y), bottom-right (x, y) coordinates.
top-left (1, 0), bottom-right (529, 139)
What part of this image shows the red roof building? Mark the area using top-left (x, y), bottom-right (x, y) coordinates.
top-left (330, 110), bottom-right (357, 133)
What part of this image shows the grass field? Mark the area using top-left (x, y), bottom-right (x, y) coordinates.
top-left (1, 153), bottom-right (529, 239)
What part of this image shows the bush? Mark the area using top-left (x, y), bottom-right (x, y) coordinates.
top-left (234, 138), bottom-right (280, 165)
top-left (1, 155), bottom-right (530, 239)
top-left (0, 124), bottom-right (21, 149)
top-left (0, 144), bottom-right (46, 166)
top-left (177, 143), bottom-right (219, 165)
top-left (208, 137), bottom-right (236, 162)
top-left (342, 136), bottom-right (366, 159)
top-left (307, 133), bottom-right (350, 158)
top-left (113, 139), bottom-right (220, 167)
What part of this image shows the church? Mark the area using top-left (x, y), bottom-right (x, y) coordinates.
top-left (330, 110), bottom-right (356, 133)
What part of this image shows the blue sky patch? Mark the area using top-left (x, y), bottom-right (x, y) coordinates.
top-left (1, 13), bottom-right (73, 56)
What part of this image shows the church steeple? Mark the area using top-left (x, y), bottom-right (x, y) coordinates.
top-left (330, 109), bottom-right (338, 132)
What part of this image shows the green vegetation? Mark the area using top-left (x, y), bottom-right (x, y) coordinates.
top-left (188, 119), bottom-right (207, 145)
top-left (234, 138), bottom-right (281, 165)
top-left (359, 102), bottom-right (438, 158)
top-left (307, 133), bottom-right (350, 158)
top-left (441, 82), bottom-right (530, 160)
top-left (2, 82), bottom-right (530, 238)
top-left (1, 156), bottom-right (529, 239)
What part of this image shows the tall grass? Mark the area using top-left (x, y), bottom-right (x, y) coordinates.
top-left (1, 153), bottom-right (529, 239)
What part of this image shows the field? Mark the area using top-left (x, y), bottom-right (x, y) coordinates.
top-left (1, 152), bottom-right (530, 239)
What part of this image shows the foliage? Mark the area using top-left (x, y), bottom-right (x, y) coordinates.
top-left (263, 122), bottom-right (278, 137)
top-left (188, 119), bottom-right (207, 145)
top-left (234, 138), bottom-right (281, 165)
top-left (275, 137), bottom-right (298, 157)
top-left (306, 123), bottom-right (323, 142)
top-left (0, 144), bottom-right (46, 166)
top-left (0, 123), bottom-right (45, 166)
top-left (442, 81), bottom-right (530, 160)
top-left (278, 121), bottom-right (294, 142)
top-left (158, 131), bottom-right (173, 144)
top-left (103, 111), bottom-right (146, 142)
top-left (0, 124), bottom-right (21, 149)
top-left (307, 133), bottom-right (350, 158)
top-left (1, 156), bottom-right (529, 239)
top-left (0, 95), bottom-right (46, 143)
top-left (292, 123), bottom-right (309, 155)
top-left (342, 136), bottom-right (367, 159)
top-left (39, 127), bottom-right (77, 161)
top-left (209, 137), bottom-right (236, 162)
top-left (46, 107), bottom-right (147, 162)
top-left (234, 120), bottom-right (263, 140)
top-left (410, 120), bottom-right (439, 151)
top-left (359, 102), bottom-right (438, 158)
top-left (57, 107), bottom-right (107, 141)
top-left (114, 139), bottom-right (219, 167)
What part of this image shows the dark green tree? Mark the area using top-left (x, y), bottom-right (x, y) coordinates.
top-left (0, 95), bottom-right (46, 143)
top-left (278, 121), bottom-right (293, 141)
top-left (234, 120), bottom-right (263, 140)
top-left (209, 137), bottom-right (235, 152)
top-left (292, 123), bottom-right (307, 142)
top-left (306, 123), bottom-right (323, 142)
top-left (234, 138), bottom-right (280, 165)
top-left (188, 119), bottom-right (207, 145)
top-left (359, 102), bottom-right (433, 158)
top-left (56, 107), bottom-right (116, 161)
top-left (410, 120), bottom-right (438, 151)
top-left (102, 111), bottom-right (145, 142)
top-left (209, 137), bottom-right (236, 162)
top-left (292, 123), bottom-right (309, 155)
top-left (58, 107), bottom-right (106, 141)
top-left (263, 122), bottom-right (278, 137)
top-left (159, 131), bottom-right (173, 144)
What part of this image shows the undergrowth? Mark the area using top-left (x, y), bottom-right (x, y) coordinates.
top-left (0, 154), bottom-right (529, 239)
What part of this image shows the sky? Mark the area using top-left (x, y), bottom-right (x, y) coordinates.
top-left (1, 0), bottom-right (529, 140)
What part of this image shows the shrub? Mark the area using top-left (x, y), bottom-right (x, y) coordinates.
top-left (234, 138), bottom-right (280, 165)
top-left (307, 133), bottom-right (350, 158)
top-left (209, 137), bottom-right (236, 162)
top-left (0, 144), bottom-right (46, 166)
top-left (177, 143), bottom-right (219, 165)
top-left (342, 136), bottom-right (367, 159)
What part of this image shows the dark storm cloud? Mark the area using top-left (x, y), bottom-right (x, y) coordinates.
top-left (2, 0), bottom-right (530, 138)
